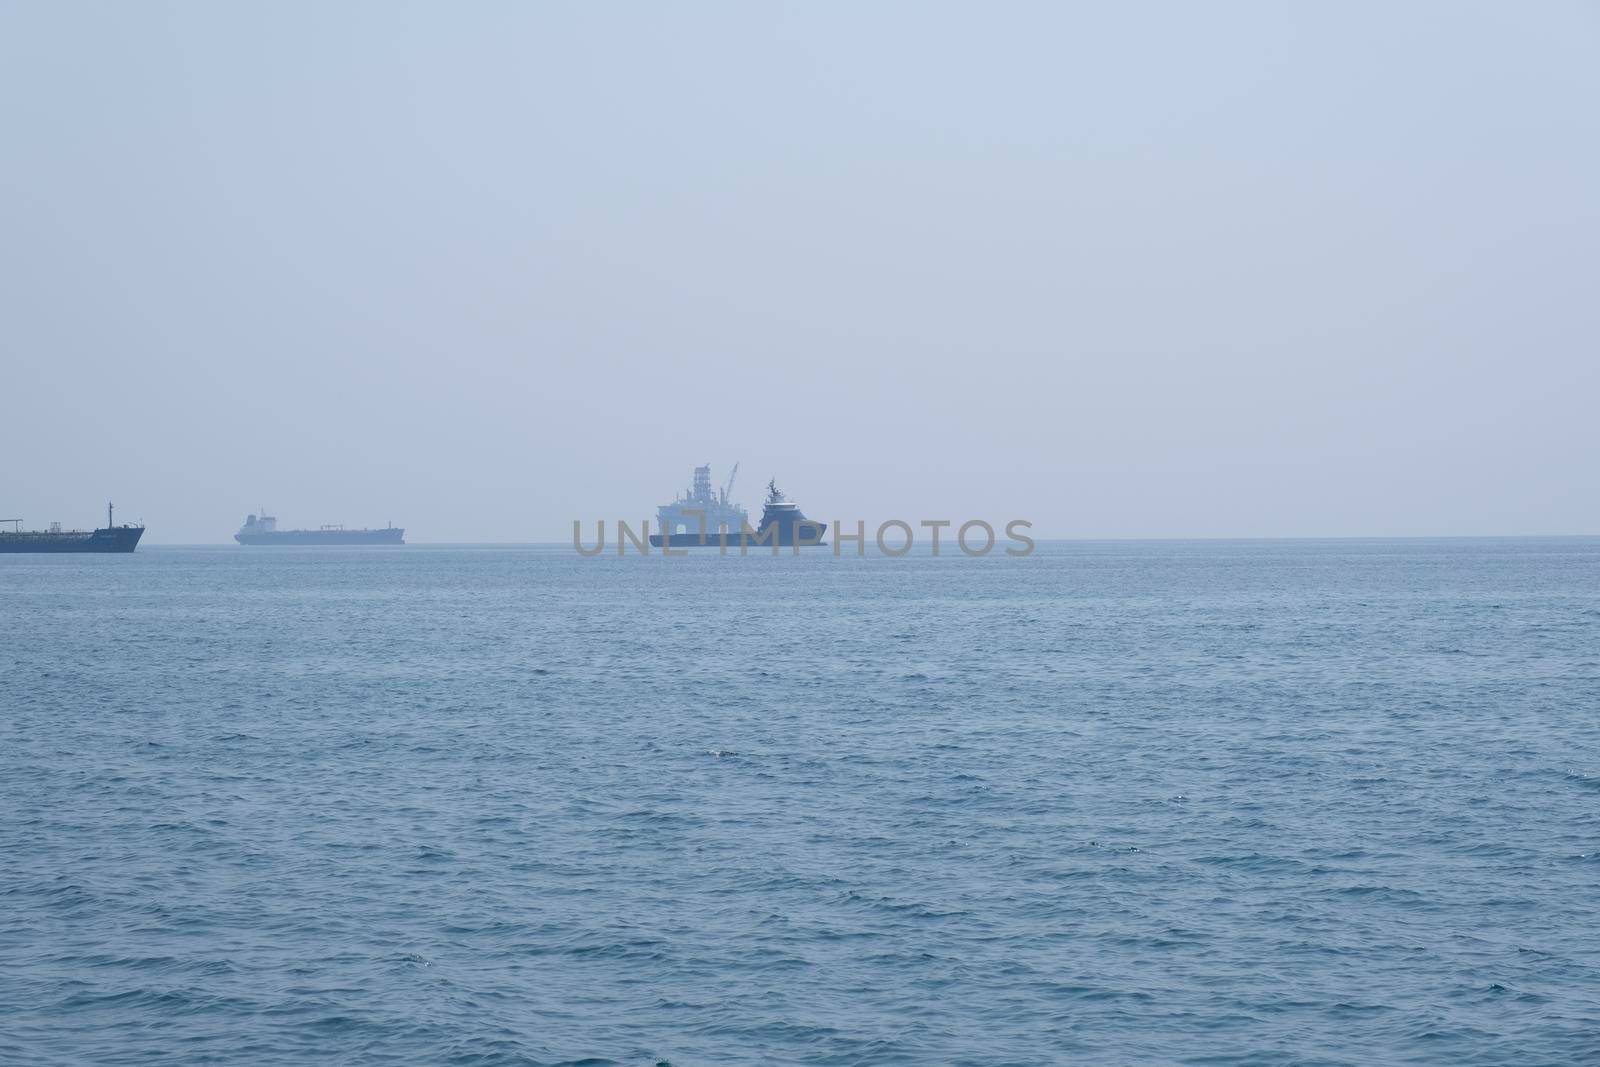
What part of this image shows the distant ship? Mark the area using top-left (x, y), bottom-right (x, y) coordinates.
top-left (0, 503), bottom-right (144, 553)
top-left (647, 464), bottom-right (825, 548)
top-left (235, 511), bottom-right (404, 545)
top-left (750, 480), bottom-right (827, 547)
top-left (648, 463), bottom-right (747, 546)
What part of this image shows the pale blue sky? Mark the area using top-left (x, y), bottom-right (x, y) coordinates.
top-left (3, 2), bottom-right (1596, 542)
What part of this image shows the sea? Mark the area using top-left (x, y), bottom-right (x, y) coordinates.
top-left (2, 539), bottom-right (1598, 1065)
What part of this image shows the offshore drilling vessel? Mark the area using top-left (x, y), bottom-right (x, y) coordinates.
top-left (235, 511), bottom-right (404, 545)
top-left (0, 503), bottom-right (144, 553)
top-left (649, 463), bottom-right (747, 547)
top-left (647, 463), bottom-right (825, 548)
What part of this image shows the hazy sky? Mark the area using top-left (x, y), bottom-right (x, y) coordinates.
top-left (3, 2), bottom-right (1596, 542)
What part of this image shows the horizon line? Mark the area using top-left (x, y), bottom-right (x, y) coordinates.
top-left (132, 532), bottom-right (1600, 548)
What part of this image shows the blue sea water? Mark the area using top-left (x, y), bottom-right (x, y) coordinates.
top-left (2, 539), bottom-right (1598, 1065)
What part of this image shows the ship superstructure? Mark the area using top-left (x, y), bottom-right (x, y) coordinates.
top-left (751, 479), bottom-right (826, 547)
top-left (0, 502), bottom-right (144, 553)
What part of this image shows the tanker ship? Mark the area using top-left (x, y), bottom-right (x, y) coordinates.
top-left (0, 503), bottom-right (144, 553)
top-left (235, 511), bottom-right (404, 545)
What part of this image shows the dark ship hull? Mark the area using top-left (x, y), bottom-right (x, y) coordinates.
top-left (235, 528), bottom-right (405, 546)
top-left (0, 526), bottom-right (144, 553)
top-left (648, 524), bottom-right (827, 549)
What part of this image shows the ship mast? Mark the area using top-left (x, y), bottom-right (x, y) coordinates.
top-left (108, 501), bottom-right (113, 529)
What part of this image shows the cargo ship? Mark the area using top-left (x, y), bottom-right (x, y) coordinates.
top-left (0, 503), bottom-right (144, 553)
top-left (235, 512), bottom-right (404, 545)
top-left (647, 464), bottom-right (825, 548)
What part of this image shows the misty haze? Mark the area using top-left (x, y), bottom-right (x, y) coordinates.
top-left (5, 3), bottom-right (1595, 542)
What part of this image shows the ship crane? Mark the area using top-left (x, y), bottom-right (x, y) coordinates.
top-left (721, 462), bottom-right (739, 506)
